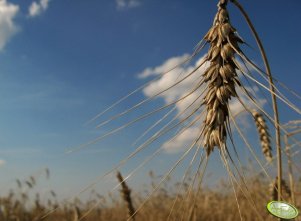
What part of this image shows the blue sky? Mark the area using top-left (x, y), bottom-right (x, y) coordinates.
top-left (0, 0), bottom-right (300, 200)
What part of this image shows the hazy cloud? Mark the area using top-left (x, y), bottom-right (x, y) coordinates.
top-left (0, 0), bottom-right (19, 50)
top-left (116, 0), bottom-right (141, 10)
top-left (28, 0), bottom-right (50, 17)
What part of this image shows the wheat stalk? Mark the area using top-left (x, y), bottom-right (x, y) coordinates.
top-left (116, 171), bottom-right (136, 221)
top-left (229, 0), bottom-right (283, 203)
top-left (252, 110), bottom-right (272, 163)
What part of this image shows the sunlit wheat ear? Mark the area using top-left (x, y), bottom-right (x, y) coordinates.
top-left (116, 171), bottom-right (136, 221)
top-left (252, 110), bottom-right (272, 163)
top-left (269, 176), bottom-right (291, 201)
top-left (201, 0), bottom-right (243, 155)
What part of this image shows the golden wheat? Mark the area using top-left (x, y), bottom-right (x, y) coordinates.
top-left (201, 0), bottom-right (244, 155)
top-left (252, 110), bottom-right (272, 163)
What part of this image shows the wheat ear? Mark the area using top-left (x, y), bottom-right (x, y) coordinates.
top-left (252, 110), bottom-right (272, 163)
top-left (269, 176), bottom-right (291, 201)
top-left (116, 171), bottom-right (136, 221)
top-left (201, 0), bottom-right (243, 155)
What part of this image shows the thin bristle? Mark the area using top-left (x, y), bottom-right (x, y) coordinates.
top-left (252, 110), bottom-right (272, 163)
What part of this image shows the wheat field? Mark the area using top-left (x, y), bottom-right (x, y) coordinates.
top-left (1, 0), bottom-right (301, 221)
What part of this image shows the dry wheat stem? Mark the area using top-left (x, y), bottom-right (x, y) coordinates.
top-left (178, 156), bottom-right (208, 221)
top-left (168, 145), bottom-right (205, 221)
top-left (240, 52), bottom-right (301, 116)
top-left (94, 60), bottom-right (207, 129)
top-left (236, 86), bottom-right (301, 192)
top-left (237, 47), bottom-right (301, 104)
top-left (237, 55), bottom-right (299, 114)
top-left (236, 82), bottom-right (296, 142)
top-left (113, 147), bottom-right (164, 192)
top-left (131, 76), bottom-right (208, 147)
top-left (66, 62), bottom-right (208, 155)
top-left (119, 77), bottom-right (206, 144)
top-left (220, 147), bottom-right (243, 221)
top-left (179, 153), bottom-right (208, 221)
top-left (76, 111), bottom-right (207, 220)
top-left (177, 146), bottom-right (205, 221)
top-left (113, 110), bottom-right (207, 192)
top-left (220, 148), bottom-right (265, 221)
top-left (126, 134), bottom-right (204, 221)
top-left (233, 49), bottom-right (299, 116)
top-left (223, 117), bottom-right (266, 215)
top-left (239, 58), bottom-right (275, 113)
top-left (231, 48), bottom-right (301, 115)
top-left (225, 117), bottom-right (254, 194)
top-left (131, 105), bottom-right (178, 146)
top-left (229, 0), bottom-right (283, 202)
top-left (236, 83), bottom-right (301, 159)
top-left (84, 41), bottom-right (207, 126)
top-left (284, 135), bottom-right (296, 204)
top-left (229, 112), bottom-right (273, 183)
top-left (224, 124), bottom-right (266, 221)
top-left (72, 104), bottom-right (207, 220)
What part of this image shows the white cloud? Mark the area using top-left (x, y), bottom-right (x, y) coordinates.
top-left (138, 54), bottom-right (267, 153)
top-left (28, 0), bottom-right (50, 17)
top-left (162, 127), bottom-right (200, 154)
top-left (0, 0), bottom-right (19, 50)
top-left (116, 0), bottom-right (141, 10)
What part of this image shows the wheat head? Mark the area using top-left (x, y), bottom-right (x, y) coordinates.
top-left (252, 110), bottom-right (272, 163)
top-left (116, 171), bottom-right (136, 221)
top-left (269, 176), bottom-right (291, 201)
top-left (201, 0), bottom-right (243, 155)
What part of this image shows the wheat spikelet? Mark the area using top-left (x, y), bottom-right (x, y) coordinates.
top-left (269, 176), bottom-right (291, 201)
top-left (201, 0), bottom-right (243, 155)
top-left (252, 110), bottom-right (272, 162)
top-left (116, 171), bottom-right (136, 221)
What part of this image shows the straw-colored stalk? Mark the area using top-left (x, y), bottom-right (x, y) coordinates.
top-left (252, 110), bottom-right (272, 163)
top-left (229, 0), bottom-right (283, 202)
top-left (116, 171), bottom-right (136, 221)
top-left (201, 0), bottom-right (243, 155)
top-left (283, 127), bottom-right (301, 204)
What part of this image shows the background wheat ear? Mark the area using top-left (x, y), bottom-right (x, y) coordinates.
top-left (269, 176), bottom-right (291, 201)
top-left (116, 171), bottom-right (136, 221)
top-left (252, 110), bottom-right (272, 163)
